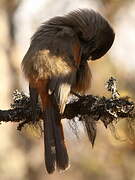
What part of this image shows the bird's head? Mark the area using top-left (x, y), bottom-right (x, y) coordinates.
top-left (31, 9), bottom-right (115, 62)
top-left (64, 9), bottom-right (115, 61)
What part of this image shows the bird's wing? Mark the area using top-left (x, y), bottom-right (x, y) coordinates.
top-left (47, 26), bottom-right (81, 113)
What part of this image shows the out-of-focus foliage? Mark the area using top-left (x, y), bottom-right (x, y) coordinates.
top-left (0, 0), bottom-right (135, 180)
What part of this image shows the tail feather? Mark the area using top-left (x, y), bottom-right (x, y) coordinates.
top-left (29, 85), bottom-right (38, 122)
top-left (44, 102), bottom-right (69, 173)
top-left (44, 109), bottom-right (56, 174)
top-left (51, 107), bottom-right (69, 170)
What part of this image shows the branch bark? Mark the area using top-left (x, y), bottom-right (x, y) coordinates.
top-left (0, 77), bottom-right (134, 145)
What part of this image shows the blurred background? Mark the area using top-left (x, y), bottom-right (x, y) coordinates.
top-left (0, 0), bottom-right (135, 179)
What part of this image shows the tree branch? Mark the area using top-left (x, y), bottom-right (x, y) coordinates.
top-left (0, 77), bottom-right (134, 145)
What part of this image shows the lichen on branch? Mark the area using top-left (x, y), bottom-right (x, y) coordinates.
top-left (0, 77), bottom-right (134, 146)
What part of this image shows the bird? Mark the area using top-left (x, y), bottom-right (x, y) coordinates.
top-left (22, 9), bottom-right (115, 174)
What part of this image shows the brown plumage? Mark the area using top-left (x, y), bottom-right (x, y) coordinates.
top-left (22, 9), bottom-right (115, 173)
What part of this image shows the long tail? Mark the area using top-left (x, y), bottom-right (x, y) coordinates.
top-left (44, 97), bottom-right (69, 173)
top-left (44, 106), bottom-right (56, 173)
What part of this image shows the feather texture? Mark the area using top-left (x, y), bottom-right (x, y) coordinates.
top-left (22, 8), bottom-right (115, 173)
